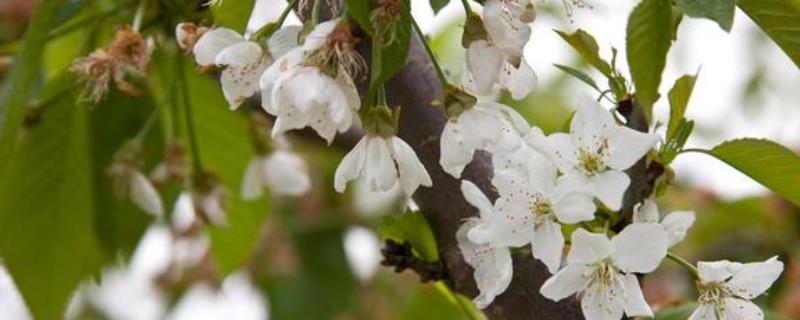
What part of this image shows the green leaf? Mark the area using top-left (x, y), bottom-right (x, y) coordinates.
top-left (555, 29), bottom-right (613, 77)
top-left (210, 0), bottom-right (256, 33)
top-left (699, 138), bottom-right (800, 207)
top-left (0, 81), bottom-right (103, 320)
top-left (738, 0), bottom-right (800, 69)
top-left (375, 17), bottom-right (412, 86)
top-left (553, 63), bottom-right (601, 92)
top-left (626, 0), bottom-right (673, 121)
top-left (677, 0), bottom-right (735, 31)
top-left (430, 0), bottom-right (449, 14)
top-left (0, 0), bottom-right (68, 164)
top-left (344, 0), bottom-right (373, 34)
top-left (379, 211), bottom-right (439, 262)
top-left (182, 61), bottom-right (270, 275)
top-left (666, 74), bottom-right (697, 141)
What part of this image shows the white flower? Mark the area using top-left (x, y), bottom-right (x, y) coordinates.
top-left (129, 171), bottom-right (164, 217)
top-left (241, 149), bottom-right (311, 199)
top-left (463, 40), bottom-right (538, 100)
top-left (467, 145), bottom-right (595, 273)
top-left (690, 257), bottom-right (783, 320)
top-left (335, 135), bottom-right (432, 196)
top-left (528, 95), bottom-right (659, 211)
top-left (260, 19), bottom-right (363, 143)
top-left (633, 199), bottom-right (695, 247)
top-left (540, 224), bottom-right (668, 320)
top-left (458, 180), bottom-right (513, 309)
top-left (440, 101), bottom-right (530, 178)
top-left (193, 25), bottom-right (300, 109)
top-left (482, 0), bottom-right (534, 61)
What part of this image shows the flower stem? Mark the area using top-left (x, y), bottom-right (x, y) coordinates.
top-left (132, 0), bottom-right (149, 33)
top-left (410, 18), bottom-right (449, 87)
top-left (667, 251), bottom-right (699, 278)
top-left (459, 0), bottom-right (473, 15)
top-left (175, 54), bottom-right (203, 172)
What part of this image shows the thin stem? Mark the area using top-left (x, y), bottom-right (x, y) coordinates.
top-left (667, 251), bottom-right (699, 278)
top-left (459, 0), bottom-right (473, 15)
top-left (679, 148), bottom-right (708, 155)
top-left (132, 0), bottom-right (149, 33)
top-left (175, 55), bottom-right (203, 172)
top-left (410, 18), bottom-right (448, 86)
top-left (277, 0), bottom-right (299, 27)
top-left (311, 0), bottom-right (323, 26)
top-left (133, 102), bottom-right (161, 143)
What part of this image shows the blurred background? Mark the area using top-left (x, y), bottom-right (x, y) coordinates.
top-left (0, 0), bottom-right (798, 319)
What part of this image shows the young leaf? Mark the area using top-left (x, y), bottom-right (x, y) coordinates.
top-left (379, 211), bottom-right (439, 262)
top-left (555, 29), bottom-right (613, 77)
top-left (0, 81), bottom-right (103, 320)
top-left (553, 63), bottom-right (601, 92)
top-left (344, 0), bottom-right (374, 34)
top-left (676, 0), bottom-right (735, 32)
top-left (430, 0), bottom-right (449, 14)
top-left (211, 0), bottom-right (256, 33)
top-left (738, 0), bottom-right (800, 69)
top-left (626, 0), bottom-right (673, 121)
top-left (666, 74), bottom-right (697, 141)
top-left (698, 138), bottom-right (800, 207)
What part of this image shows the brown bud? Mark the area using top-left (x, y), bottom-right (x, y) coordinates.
top-left (176, 22), bottom-right (209, 52)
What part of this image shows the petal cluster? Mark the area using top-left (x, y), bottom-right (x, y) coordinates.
top-left (691, 257), bottom-right (783, 320)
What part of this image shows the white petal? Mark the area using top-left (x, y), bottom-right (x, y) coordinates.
top-left (539, 264), bottom-right (591, 301)
top-left (621, 274), bottom-right (653, 317)
top-left (698, 260), bottom-right (740, 284)
top-left (581, 281), bottom-right (625, 320)
top-left (129, 171), bottom-right (164, 217)
top-left (215, 41), bottom-right (262, 66)
top-left (632, 199), bottom-right (660, 224)
top-left (391, 137), bottom-right (432, 196)
top-left (483, 0), bottom-right (530, 60)
top-left (484, 195), bottom-right (536, 247)
top-left (439, 121), bottom-right (473, 178)
top-left (334, 137), bottom-right (367, 192)
top-left (533, 220), bottom-right (565, 274)
top-left (193, 28), bottom-right (244, 66)
top-left (302, 18), bottom-right (339, 51)
top-left (461, 180), bottom-right (493, 219)
top-left (532, 132), bottom-right (579, 173)
top-left (260, 48), bottom-right (304, 114)
top-left (570, 94), bottom-right (616, 152)
top-left (611, 223), bottom-right (668, 273)
top-left (689, 304), bottom-right (718, 320)
top-left (464, 40), bottom-right (503, 96)
top-left (590, 170), bottom-right (630, 211)
top-left (498, 58), bottom-right (537, 100)
top-left (220, 60), bottom-right (265, 109)
top-left (661, 210), bottom-right (696, 247)
top-left (457, 221), bottom-right (513, 309)
top-left (267, 25), bottom-right (301, 59)
top-left (727, 256), bottom-right (783, 300)
top-left (241, 157), bottom-right (266, 200)
top-left (721, 297), bottom-right (765, 320)
top-left (552, 191), bottom-right (596, 224)
top-left (605, 127), bottom-right (659, 171)
top-left (567, 229), bottom-right (612, 265)
top-left (365, 137), bottom-right (398, 192)
top-left (264, 150), bottom-right (311, 196)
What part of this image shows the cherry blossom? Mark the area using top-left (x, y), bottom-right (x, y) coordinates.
top-left (458, 180), bottom-right (513, 309)
top-left (440, 100), bottom-right (530, 178)
top-left (241, 149), bottom-right (311, 199)
top-left (633, 199), bottom-right (696, 247)
top-left (690, 257), bottom-right (783, 320)
top-left (193, 25), bottom-right (300, 109)
top-left (129, 171), bottom-right (164, 217)
top-left (540, 224), bottom-right (668, 320)
top-left (260, 19), bottom-right (363, 143)
top-left (334, 135), bottom-right (431, 196)
top-left (528, 95), bottom-right (659, 210)
top-left (466, 145), bottom-right (595, 273)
